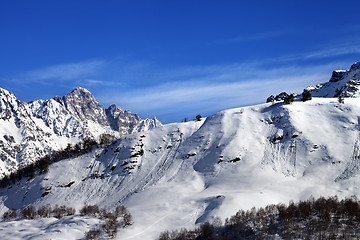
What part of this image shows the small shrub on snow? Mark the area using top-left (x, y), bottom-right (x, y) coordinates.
top-left (2, 209), bottom-right (17, 221)
top-left (301, 89), bottom-right (312, 102)
top-left (115, 205), bottom-right (126, 217)
top-left (103, 216), bottom-right (118, 238)
top-left (21, 206), bottom-right (37, 219)
top-left (122, 210), bottom-right (133, 227)
top-left (83, 205), bottom-right (132, 239)
top-left (80, 205), bottom-right (100, 217)
top-left (52, 205), bottom-right (75, 219)
top-left (110, 205), bottom-right (133, 227)
top-left (158, 231), bottom-right (171, 240)
top-left (85, 227), bottom-right (102, 240)
top-left (283, 94), bottom-right (294, 104)
top-left (37, 204), bottom-right (52, 218)
top-left (338, 96), bottom-right (345, 104)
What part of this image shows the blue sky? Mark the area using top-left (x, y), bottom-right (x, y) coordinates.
top-left (1, 0), bottom-right (360, 123)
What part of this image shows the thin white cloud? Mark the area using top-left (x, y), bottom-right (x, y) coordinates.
top-left (302, 45), bottom-right (360, 60)
top-left (79, 79), bottom-right (125, 87)
top-left (25, 60), bottom-right (105, 81)
top-left (4, 46), bottom-right (357, 123)
top-left (84, 79), bottom-right (105, 85)
top-left (276, 42), bottom-right (360, 63)
top-left (226, 31), bottom-right (288, 43)
top-left (98, 63), bottom-right (334, 122)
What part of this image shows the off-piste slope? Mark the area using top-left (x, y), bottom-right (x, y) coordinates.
top-left (1, 96), bottom-right (360, 239)
top-left (268, 61), bottom-right (360, 102)
top-left (307, 61), bottom-right (360, 98)
top-left (0, 87), bottom-right (161, 178)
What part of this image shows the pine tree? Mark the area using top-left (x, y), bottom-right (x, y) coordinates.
top-left (284, 94), bottom-right (294, 104)
top-left (301, 90), bottom-right (312, 102)
top-left (338, 96), bottom-right (344, 104)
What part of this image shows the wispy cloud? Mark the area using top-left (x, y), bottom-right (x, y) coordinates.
top-left (77, 79), bottom-right (125, 88)
top-left (302, 45), bottom-right (360, 60)
top-left (83, 79), bottom-right (105, 85)
top-left (275, 40), bottom-right (360, 63)
top-left (226, 31), bottom-right (288, 43)
top-left (98, 63), bottom-right (334, 122)
top-left (25, 60), bottom-right (105, 81)
top-left (3, 44), bottom-right (357, 123)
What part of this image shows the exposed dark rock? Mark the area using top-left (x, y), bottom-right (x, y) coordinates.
top-left (329, 70), bottom-right (348, 82)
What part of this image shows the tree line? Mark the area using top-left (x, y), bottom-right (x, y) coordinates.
top-left (2, 203), bottom-right (132, 239)
top-left (81, 204), bottom-right (133, 239)
top-left (159, 195), bottom-right (360, 240)
top-left (0, 134), bottom-right (116, 188)
top-left (269, 89), bottom-right (346, 105)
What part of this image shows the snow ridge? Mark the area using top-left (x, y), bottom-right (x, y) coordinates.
top-left (267, 61), bottom-right (360, 102)
top-left (306, 61), bottom-right (360, 98)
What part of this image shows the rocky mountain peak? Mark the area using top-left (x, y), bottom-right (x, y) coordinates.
top-left (268, 60), bottom-right (360, 101)
top-left (351, 61), bottom-right (360, 71)
top-left (104, 103), bottom-right (162, 135)
top-left (54, 87), bottom-right (107, 125)
top-left (0, 87), bottom-right (162, 177)
top-left (307, 61), bottom-right (360, 98)
top-left (0, 88), bottom-right (20, 105)
top-left (0, 88), bottom-right (12, 96)
top-left (106, 104), bottom-right (124, 115)
top-left (0, 88), bottom-right (26, 121)
top-left (329, 70), bottom-right (348, 83)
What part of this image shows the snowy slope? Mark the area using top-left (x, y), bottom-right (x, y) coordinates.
top-left (2, 97), bottom-right (360, 239)
top-left (0, 87), bottom-right (161, 178)
top-left (0, 216), bottom-right (102, 240)
top-left (306, 61), bottom-right (360, 98)
top-left (268, 61), bottom-right (360, 102)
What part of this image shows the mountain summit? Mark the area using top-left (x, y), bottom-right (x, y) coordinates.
top-left (306, 61), bottom-right (360, 98)
top-left (0, 87), bottom-right (161, 177)
top-left (53, 87), bottom-right (108, 125)
top-left (268, 61), bottom-right (360, 102)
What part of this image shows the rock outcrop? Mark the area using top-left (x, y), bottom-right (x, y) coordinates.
top-left (267, 61), bottom-right (360, 101)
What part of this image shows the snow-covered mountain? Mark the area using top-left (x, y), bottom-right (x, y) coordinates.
top-left (2, 61), bottom-right (360, 239)
top-left (0, 87), bottom-right (161, 177)
top-left (268, 61), bottom-right (360, 101)
top-left (2, 98), bottom-right (360, 239)
top-left (306, 61), bottom-right (360, 97)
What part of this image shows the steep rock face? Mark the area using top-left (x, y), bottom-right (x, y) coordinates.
top-left (0, 89), bottom-right (50, 172)
top-left (53, 87), bottom-right (108, 125)
top-left (0, 87), bottom-right (161, 177)
top-left (268, 61), bottom-right (360, 101)
top-left (105, 104), bottom-right (162, 135)
top-left (0, 88), bottom-right (19, 120)
top-left (329, 70), bottom-right (348, 82)
top-left (351, 61), bottom-right (360, 71)
top-left (306, 61), bottom-right (360, 98)
top-left (105, 104), bottom-right (140, 134)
